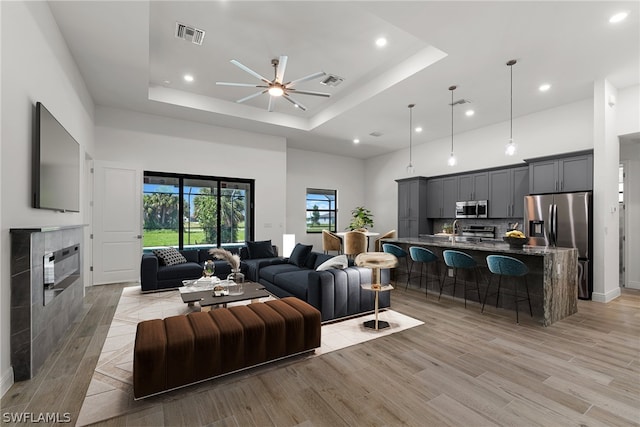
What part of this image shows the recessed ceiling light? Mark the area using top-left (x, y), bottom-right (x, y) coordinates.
top-left (539, 83), bottom-right (551, 92)
top-left (609, 11), bottom-right (629, 23)
top-left (183, 74), bottom-right (194, 82)
top-left (415, 127), bottom-right (423, 133)
top-left (353, 138), bottom-right (360, 144)
top-left (465, 110), bottom-right (475, 117)
top-left (375, 37), bottom-right (387, 47)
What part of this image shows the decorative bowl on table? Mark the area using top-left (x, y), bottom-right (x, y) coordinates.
top-left (503, 236), bottom-right (529, 248)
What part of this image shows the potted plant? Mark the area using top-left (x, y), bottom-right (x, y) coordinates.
top-left (347, 206), bottom-right (374, 231)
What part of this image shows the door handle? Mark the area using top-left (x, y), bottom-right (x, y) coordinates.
top-left (135, 235), bottom-right (142, 239)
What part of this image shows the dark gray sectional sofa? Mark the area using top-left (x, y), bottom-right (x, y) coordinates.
top-left (244, 248), bottom-right (390, 322)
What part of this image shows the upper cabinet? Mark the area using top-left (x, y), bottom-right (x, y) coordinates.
top-left (488, 166), bottom-right (529, 218)
top-left (529, 152), bottom-right (593, 194)
top-left (426, 176), bottom-right (457, 218)
top-left (458, 172), bottom-right (489, 201)
top-left (397, 177), bottom-right (429, 237)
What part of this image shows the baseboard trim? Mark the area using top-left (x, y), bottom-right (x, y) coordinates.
top-left (592, 287), bottom-right (622, 303)
top-left (625, 280), bottom-right (640, 290)
top-left (1, 367), bottom-right (14, 398)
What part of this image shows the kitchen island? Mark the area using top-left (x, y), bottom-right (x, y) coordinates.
top-left (383, 236), bottom-right (578, 326)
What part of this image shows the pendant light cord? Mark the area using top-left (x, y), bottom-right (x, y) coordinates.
top-left (507, 59), bottom-right (517, 143)
top-left (408, 104), bottom-right (415, 167)
top-left (451, 88), bottom-right (454, 153)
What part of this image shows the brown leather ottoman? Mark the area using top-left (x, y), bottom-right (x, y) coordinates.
top-left (133, 297), bottom-right (321, 398)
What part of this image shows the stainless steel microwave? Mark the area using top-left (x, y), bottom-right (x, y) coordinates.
top-left (455, 200), bottom-right (488, 218)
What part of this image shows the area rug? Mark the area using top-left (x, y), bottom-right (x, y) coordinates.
top-left (76, 285), bottom-right (423, 426)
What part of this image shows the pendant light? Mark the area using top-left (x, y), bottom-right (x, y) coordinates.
top-left (406, 104), bottom-right (416, 174)
top-left (505, 59), bottom-right (517, 156)
top-left (448, 86), bottom-right (457, 166)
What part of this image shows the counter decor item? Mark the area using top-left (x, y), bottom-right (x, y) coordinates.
top-left (503, 230), bottom-right (529, 248)
top-left (348, 206), bottom-right (374, 231)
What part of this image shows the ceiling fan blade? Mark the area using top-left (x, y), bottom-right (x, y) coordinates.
top-left (275, 55), bottom-right (288, 83)
top-left (230, 59), bottom-right (271, 84)
top-left (267, 96), bottom-right (275, 112)
top-left (282, 94), bottom-right (307, 111)
top-left (216, 82), bottom-right (266, 88)
top-left (286, 89), bottom-right (331, 97)
top-left (236, 90), bottom-right (267, 104)
top-left (286, 71), bottom-right (326, 87)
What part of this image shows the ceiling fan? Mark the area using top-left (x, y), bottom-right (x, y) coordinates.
top-left (216, 55), bottom-right (330, 112)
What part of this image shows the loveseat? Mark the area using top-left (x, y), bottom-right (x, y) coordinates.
top-left (246, 244), bottom-right (390, 322)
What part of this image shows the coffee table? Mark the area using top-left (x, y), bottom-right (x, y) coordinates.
top-left (180, 282), bottom-right (272, 311)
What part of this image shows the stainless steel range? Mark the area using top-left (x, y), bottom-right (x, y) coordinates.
top-left (460, 225), bottom-right (496, 240)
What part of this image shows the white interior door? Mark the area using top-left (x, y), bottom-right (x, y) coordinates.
top-left (93, 161), bottom-right (142, 285)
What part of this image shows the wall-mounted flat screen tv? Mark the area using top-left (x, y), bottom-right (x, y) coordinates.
top-left (33, 102), bottom-right (80, 212)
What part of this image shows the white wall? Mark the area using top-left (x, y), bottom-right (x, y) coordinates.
top-left (94, 106), bottom-right (287, 249)
top-left (616, 85), bottom-right (640, 136)
top-left (0, 1), bottom-right (95, 397)
top-left (365, 98), bottom-right (594, 235)
top-left (286, 148), bottom-right (366, 251)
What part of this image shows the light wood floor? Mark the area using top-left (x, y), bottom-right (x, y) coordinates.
top-left (2, 284), bottom-right (639, 426)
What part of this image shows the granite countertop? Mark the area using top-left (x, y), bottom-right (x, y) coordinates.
top-left (383, 236), bottom-right (578, 256)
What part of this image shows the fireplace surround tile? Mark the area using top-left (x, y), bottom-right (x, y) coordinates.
top-left (10, 226), bottom-right (85, 381)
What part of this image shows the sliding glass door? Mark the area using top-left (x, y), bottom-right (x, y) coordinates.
top-left (143, 172), bottom-right (254, 250)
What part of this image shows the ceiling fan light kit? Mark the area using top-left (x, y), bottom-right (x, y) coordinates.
top-left (216, 55), bottom-right (330, 112)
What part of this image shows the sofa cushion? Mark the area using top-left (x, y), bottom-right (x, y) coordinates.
top-left (270, 270), bottom-right (312, 300)
top-left (259, 263), bottom-right (302, 283)
top-left (153, 247), bottom-right (187, 266)
top-left (246, 240), bottom-right (276, 259)
top-left (288, 244), bottom-right (312, 267)
top-left (312, 253), bottom-right (334, 269)
top-left (316, 255), bottom-right (348, 271)
top-left (157, 262), bottom-right (203, 281)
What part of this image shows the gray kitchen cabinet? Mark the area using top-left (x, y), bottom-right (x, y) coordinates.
top-left (426, 176), bottom-right (457, 218)
top-left (529, 153), bottom-right (592, 194)
top-left (442, 177), bottom-right (458, 218)
top-left (559, 155), bottom-right (593, 192)
top-left (397, 177), bottom-right (429, 237)
top-left (489, 166), bottom-right (529, 218)
top-left (426, 178), bottom-right (443, 218)
top-left (458, 172), bottom-right (488, 201)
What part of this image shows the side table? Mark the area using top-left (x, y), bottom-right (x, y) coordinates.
top-left (360, 283), bottom-right (394, 330)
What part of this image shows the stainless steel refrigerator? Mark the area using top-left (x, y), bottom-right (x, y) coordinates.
top-left (524, 192), bottom-right (592, 299)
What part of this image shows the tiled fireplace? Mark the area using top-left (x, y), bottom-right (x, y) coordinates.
top-left (10, 225), bottom-right (85, 381)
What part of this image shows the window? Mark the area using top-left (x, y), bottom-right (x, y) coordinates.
top-left (143, 171), bottom-right (254, 250)
top-left (306, 188), bottom-right (337, 233)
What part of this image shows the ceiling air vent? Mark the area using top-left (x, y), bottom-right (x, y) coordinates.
top-left (450, 98), bottom-right (471, 106)
top-left (175, 22), bottom-right (206, 45)
top-left (320, 74), bottom-right (344, 87)
top-left (369, 131), bottom-right (384, 137)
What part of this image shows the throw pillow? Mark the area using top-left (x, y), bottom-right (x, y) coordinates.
top-left (152, 247), bottom-right (187, 266)
top-left (288, 243), bottom-right (313, 267)
top-left (246, 240), bottom-right (276, 259)
top-left (315, 254), bottom-right (348, 271)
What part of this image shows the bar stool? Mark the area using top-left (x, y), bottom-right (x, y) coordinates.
top-left (382, 243), bottom-right (409, 286)
top-left (440, 250), bottom-right (482, 308)
top-left (408, 246), bottom-right (440, 297)
top-left (483, 255), bottom-right (533, 323)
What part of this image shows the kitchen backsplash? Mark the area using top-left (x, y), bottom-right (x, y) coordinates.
top-left (432, 218), bottom-right (524, 239)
